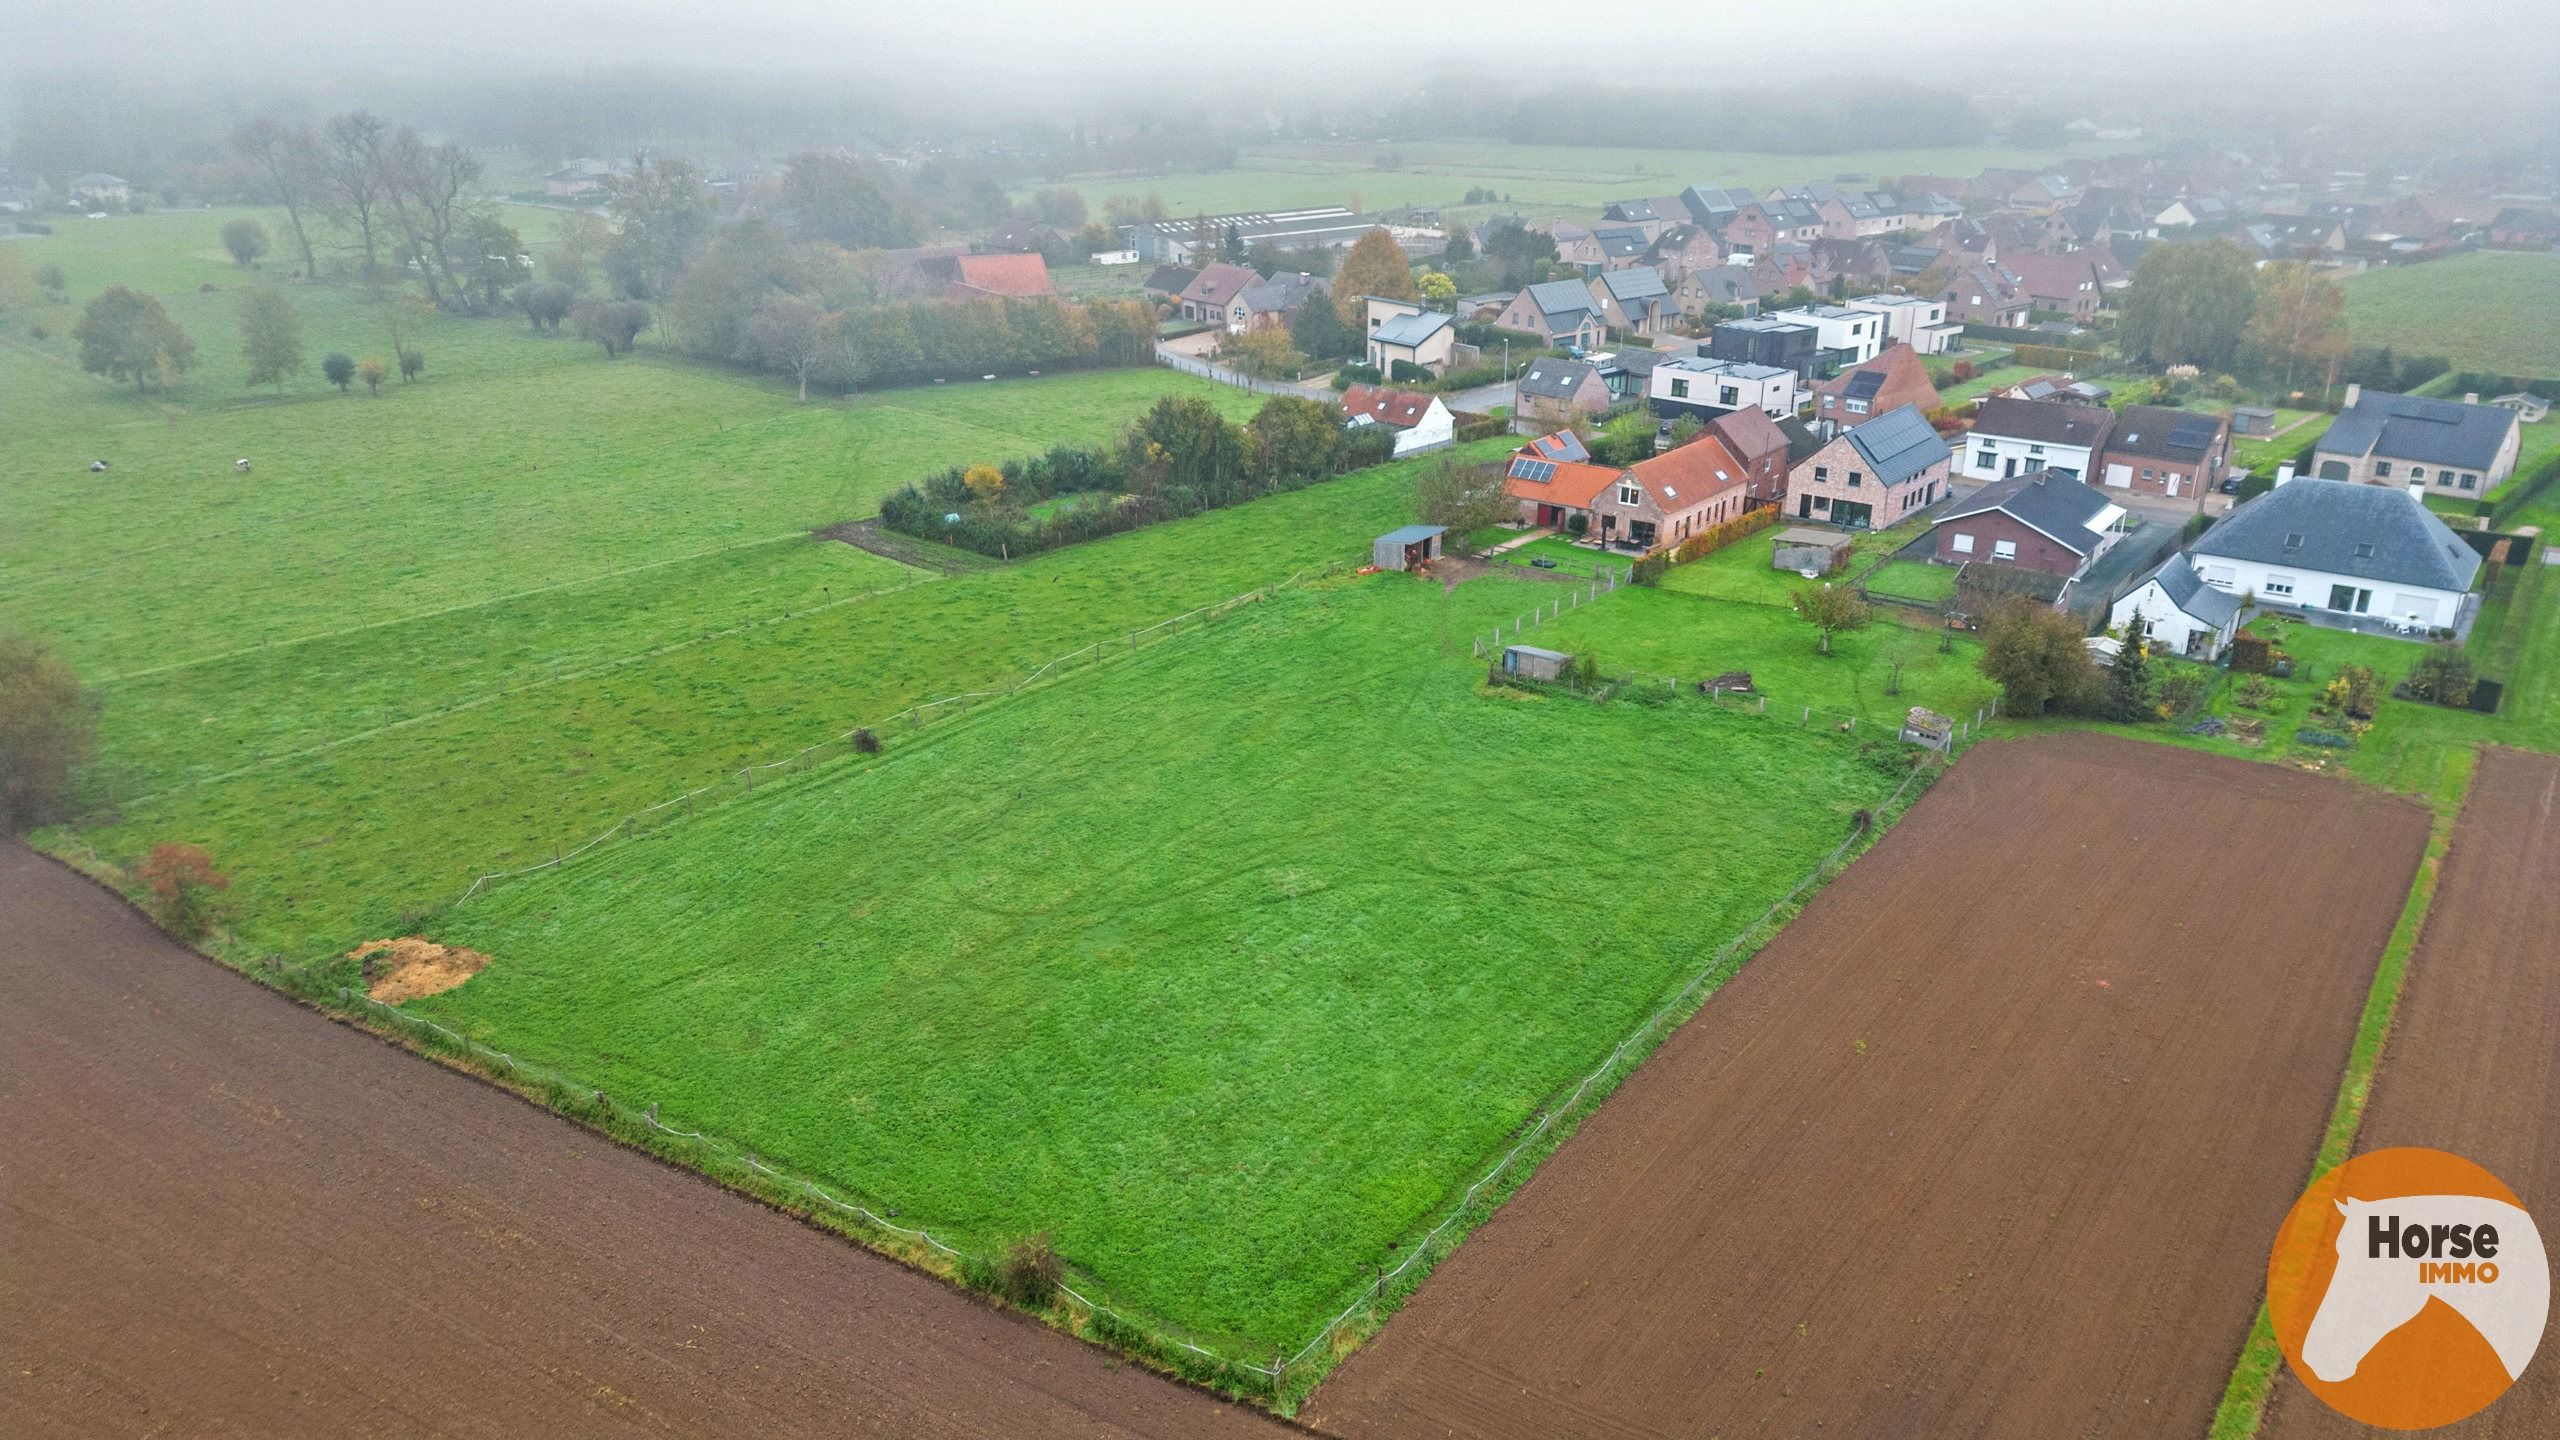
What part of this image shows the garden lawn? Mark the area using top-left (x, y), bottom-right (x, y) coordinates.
top-left (2343, 251), bottom-right (2560, 379)
top-left (1497, 534), bottom-right (1628, 578)
top-left (1863, 559), bottom-right (1958, 602)
top-left (1661, 515), bottom-right (1923, 608)
top-left (417, 572), bottom-right (1916, 1354)
top-left (1934, 364), bottom-right (2037, 404)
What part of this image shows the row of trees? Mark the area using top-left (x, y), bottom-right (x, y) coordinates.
top-left (232, 111), bottom-right (527, 312)
top-left (879, 395), bottom-right (1396, 558)
top-left (2112, 241), bottom-right (2446, 397)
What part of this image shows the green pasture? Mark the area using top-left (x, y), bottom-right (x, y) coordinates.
top-left (2344, 251), bottom-right (2560, 379)
top-left (418, 572), bottom-right (1915, 1352)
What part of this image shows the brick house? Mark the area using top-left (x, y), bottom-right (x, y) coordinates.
top-left (1809, 345), bottom-right (1943, 436)
top-left (1937, 263), bottom-right (2030, 327)
top-left (1178, 263), bottom-right (1262, 329)
top-left (1784, 404), bottom-right (1953, 530)
top-left (1930, 470), bottom-right (2126, 579)
top-left (1515, 358), bottom-right (1613, 426)
top-left (2003, 251), bottom-right (2107, 320)
top-left (1495, 280), bottom-right (1608, 348)
top-left (2094, 404), bottom-right (2230, 500)
top-left (2310, 384), bottom-right (2522, 496)
top-left (1708, 406), bottom-right (1793, 509)
top-left (1502, 436), bottom-right (1750, 553)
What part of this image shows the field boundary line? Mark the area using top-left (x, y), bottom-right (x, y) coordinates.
top-left (448, 561), bottom-right (1350, 907)
top-left (81, 530), bottom-right (821, 687)
top-left (1276, 748), bottom-right (1949, 1390)
top-left (2202, 756), bottom-right (2474, 1440)
top-left (113, 571), bottom-right (942, 807)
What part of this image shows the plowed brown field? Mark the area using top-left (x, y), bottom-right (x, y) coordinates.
top-left (0, 843), bottom-right (1286, 1439)
top-left (1307, 733), bottom-right (2429, 1440)
top-left (2264, 746), bottom-right (2560, 1438)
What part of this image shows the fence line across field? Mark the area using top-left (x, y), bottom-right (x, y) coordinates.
top-left (1277, 753), bottom-right (1945, 1374)
top-left (452, 561), bottom-right (1346, 907)
top-left (1469, 566), bottom-right (1628, 658)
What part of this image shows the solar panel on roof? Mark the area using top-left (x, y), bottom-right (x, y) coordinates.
top-left (1509, 458), bottom-right (1556, 482)
top-left (1845, 371), bottom-right (1885, 401)
top-left (2169, 417), bottom-right (2219, 448)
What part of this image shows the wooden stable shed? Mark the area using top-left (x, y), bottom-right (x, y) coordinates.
top-left (1374, 524), bottom-right (1447, 572)
top-left (1771, 527), bottom-right (1853, 575)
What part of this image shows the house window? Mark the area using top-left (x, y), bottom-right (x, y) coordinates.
top-left (1812, 495), bottom-right (1830, 512)
top-left (1993, 539), bottom-right (2018, 560)
top-left (2410, 466), bottom-right (2427, 482)
top-left (1974, 447), bottom-right (1997, 471)
top-left (2460, 473), bottom-right (2477, 490)
top-left (1618, 484), bottom-right (1641, 506)
top-left (1847, 399), bottom-right (1868, 414)
top-left (1670, 377), bottom-right (1690, 398)
top-left (2141, 468), bottom-right (2154, 482)
top-left (2354, 542), bottom-right (2376, 558)
top-left (2375, 462), bottom-right (2391, 477)
top-left (2264, 575), bottom-right (2295, 597)
top-left (1719, 385), bottom-right (1740, 406)
top-left (1814, 466), bottom-right (1830, 483)
top-left (1847, 471), bottom-right (1863, 487)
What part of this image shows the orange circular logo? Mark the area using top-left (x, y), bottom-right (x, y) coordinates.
top-left (2268, 1147), bottom-right (2549, 1429)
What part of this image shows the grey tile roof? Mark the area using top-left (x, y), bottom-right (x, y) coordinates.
top-left (1843, 405), bottom-right (1953, 488)
top-left (1524, 279), bottom-right (1601, 322)
top-left (1518, 359), bottom-right (1601, 400)
top-left (2190, 478), bottom-right (2481, 593)
top-left (2134, 553), bottom-right (2242, 627)
top-left (2105, 404), bottom-right (2224, 464)
top-left (1597, 266), bottom-right (1669, 303)
top-left (1370, 310), bottom-right (1453, 348)
top-left (1971, 395), bottom-right (2115, 449)
top-left (2316, 390), bottom-right (2518, 472)
top-left (1939, 470), bottom-right (2118, 555)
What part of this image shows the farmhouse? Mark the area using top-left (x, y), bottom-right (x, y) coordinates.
top-left (1503, 449), bottom-right (1624, 533)
top-left (1786, 405), bottom-right (1953, 529)
top-left (1339, 384), bottom-right (1454, 456)
top-left (2186, 478), bottom-right (2481, 633)
top-left (2112, 553), bottom-right (2243, 658)
top-left (1960, 396), bottom-right (2114, 484)
top-left (1932, 470), bottom-right (2126, 579)
top-left (2309, 385), bottom-right (2522, 496)
top-left (941, 252), bottom-right (1053, 300)
top-left (1500, 435), bottom-right (1749, 552)
top-left (2095, 404), bottom-right (2230, 500)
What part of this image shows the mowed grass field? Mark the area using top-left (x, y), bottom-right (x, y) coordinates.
top-left (419, 571), bottom-right (1917, 1351)
top-left (2343, 250), bottom-right (2560, 378)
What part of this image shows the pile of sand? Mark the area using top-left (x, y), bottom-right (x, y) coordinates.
top-left (349, 937), bottom-right (490, 1004)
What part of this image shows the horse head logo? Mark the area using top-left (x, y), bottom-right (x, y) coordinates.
top-left (2302, 1194), bottom-right (2550, 1384)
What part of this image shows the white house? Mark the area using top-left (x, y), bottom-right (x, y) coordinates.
top-left (2112, 553), bottom-right (2244, 658)
top-left (2186, 477), bottom-right (2482, 634)
top-left (1959, 396), bottom-right (2114, 484)
top-left (1339, 384), bottom-right (1455, 456)
top-left (1762, 305), bottom-right (1883, 367)
top-left (1844, 294), bottom-right (1962, 355)
top-left (1647, 355), bottom-right (1802, 422)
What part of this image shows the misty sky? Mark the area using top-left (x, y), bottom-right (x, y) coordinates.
top-left (7, 0), bottom-right (2558, 139)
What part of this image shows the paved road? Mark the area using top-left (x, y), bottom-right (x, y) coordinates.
top-left (0, 843), bottom-right (1288, 1439)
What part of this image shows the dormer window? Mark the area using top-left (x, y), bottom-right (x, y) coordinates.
top-left (2354, 542), bottom-right (2376, 558)
top-left (2283, 533), bottom-right (2305, 550)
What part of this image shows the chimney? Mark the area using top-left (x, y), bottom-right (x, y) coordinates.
top-left (2343, 382), bottom-right (2362, 408)
top-left (2276, 461), bottom-right (2296, 487)
top-left (2464, 392), bottom-right (2479, 406)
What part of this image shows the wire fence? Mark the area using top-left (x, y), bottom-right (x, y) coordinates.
top-left (452, 561), bottom-right (1347, 907)
top-left (1469, 565), bottom-right (1629, 658)
top-left (1274, 750), bottom-right (1948, 1378)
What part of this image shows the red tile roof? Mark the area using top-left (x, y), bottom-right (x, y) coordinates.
top-left (1627, 433), bottom-right (1748, 513)
top-left (950, 252), bottom-right (1053, 298)
top-left (1339, 384), bottom-right (1440, 430)
top-left (1503, 454), bottom-right (1623, 510)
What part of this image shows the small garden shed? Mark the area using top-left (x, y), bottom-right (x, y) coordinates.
top-left (1771, 527), bottom-right (1852, 574)
top-left (1374, 524), bottom-right (1447, 572)
top-left (1503, 644), bottom-right (1572, 682)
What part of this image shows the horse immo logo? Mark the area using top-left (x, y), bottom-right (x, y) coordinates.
top-left (2270, 1148), bottom-right (2551, 1429)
